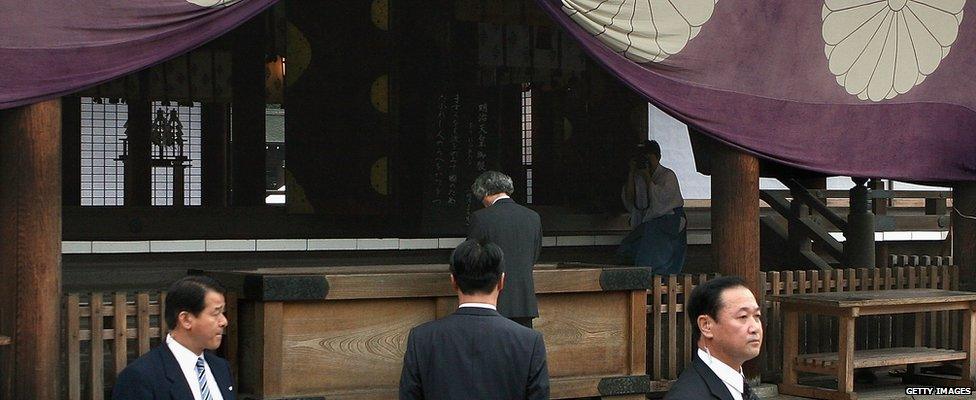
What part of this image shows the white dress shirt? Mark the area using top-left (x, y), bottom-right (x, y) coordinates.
top-left (166, 334), bottom-right (225, 400)
top-left (622, 165), bottom-right (684, 227)
top-left (458, 302), bottom-right (497, 310)
top-left (488, 194), bottom-right (510, 206)
top-left (698, 348), bottom-right (745, 400)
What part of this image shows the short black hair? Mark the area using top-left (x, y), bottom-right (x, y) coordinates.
top-left (636, 140), bottom-right (661, 159)
top-left (687, 276), bottom-right (747, 344)
top-left (449, 239), bottom-right (504, 295)
top-left (164, 275), bottom-right (226, 329)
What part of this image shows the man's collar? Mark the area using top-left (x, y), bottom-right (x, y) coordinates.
top-left (489, 194), bottom-right (511, 206)
top-left (698, 348), bottom-right (744, 395)
top-left (458, 302), bottom-right (497, 310)
top-left (166, 333), bottom-right (205, 376)
top-left (453, 306), bottom-right (501, 317)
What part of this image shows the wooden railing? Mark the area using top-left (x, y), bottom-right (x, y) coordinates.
top-left (760, 180), bottom-right (951, 268)
top-left (63, 265), bottom-right (960, 399)
top-left (647, 266), bottom-right (961, 390)
top-left (890, 254), bottom-right (953, 267)
top-left (646, 273), bottom-right (718, 390)
top-left (63, 292), bottom-right (168, 400)
top-left (763, 188), bottom-right (951, 212)
top-left (760, 181), bottom-right (848, 269)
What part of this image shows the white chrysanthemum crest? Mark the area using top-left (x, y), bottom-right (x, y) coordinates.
top-left (561, 0), bottom-right (718, 63)
top-left (822, 0), bottom-right (965, 101)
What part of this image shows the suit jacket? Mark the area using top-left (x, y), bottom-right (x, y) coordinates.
top-left (398, 307), bottom-right (549, 400)
top-left (112, 344), bottom-right (236, 400)
top-left (467, 198), bottom-right (542, 318)
top-left (663, 353), bottom-right (735, 400)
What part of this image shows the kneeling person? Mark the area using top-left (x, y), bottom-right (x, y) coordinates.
top-left (399, 239), bottom-right (549, 400)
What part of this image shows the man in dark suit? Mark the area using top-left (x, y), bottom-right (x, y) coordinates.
top-left (113, 275), bottom-right (235, 400)
top-left (665, 276), bottom-right (763, 400)
top-left (467, 170), bottom-right (542, 328)
top-left (399, 239), bottom-right (549, 400)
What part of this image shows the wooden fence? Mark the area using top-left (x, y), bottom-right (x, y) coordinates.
top-left (647, 266), bottom-right (961, 390)
top-left (63, 266), bottom-right (960, 399)
top-left (890, 254), bottom-right (953, 267)
top-left (63, 292), bottom-right (168, 400)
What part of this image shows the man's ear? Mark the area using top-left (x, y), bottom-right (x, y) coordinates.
top-left (697, 315), bottom-right (715, 339)
top-left (497, 272), bottom-right (506, 292)
top-left (450, 274), bottom-right (459, 292)
top-left (178, 311), bottom-right (193, 330)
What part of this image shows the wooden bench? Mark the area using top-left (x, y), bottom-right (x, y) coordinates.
top-left (794, 347), bottom-right (967, 375)
top-left (775, 289), bottom-right (976, 400)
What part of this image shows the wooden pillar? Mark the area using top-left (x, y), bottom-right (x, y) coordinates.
top-left (845, 178), bottom-right (875, 267)
top-left (231, 18), bottom-right (267, 206)
top-left (0, 99), bottom-right (62, 400)
top-left (201, 103), bottom-right (229, 207)
top-left (711, 143), bottom-right (760, 290)
top-left (870, 179), bottom-right (889, 267)
top-left (954, 183), bottom-right (976, 291)
top-left (124, 99), bottom-right (152, 206)
top-left (61, 97), bottom-right (82, 206)
top-left (787, 193), bottom-right (812, 264)
top-left (710, 142), bottom-right (760, 379)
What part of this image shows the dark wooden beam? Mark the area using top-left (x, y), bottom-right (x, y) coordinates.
top-left (845, 178), bottom-right (875, 267)
top-left (790, 177), bottom-right (827, 268)
top-left (201, 103), bottom-right (229, 207)
top-left (61, 97), bottom-right (82, 206)
top-left (870, 179), bottom-right (889, 267)
top-left (124, 99), bottom-right (152, 206)
top-left (954, 183), bottom-right (976, 291)
top-left (230, 17), bottom-right (267, 206)
top-left (0, 99), bottom-right (62, 400)
top-left (785, 178), bottom-right (847, 232)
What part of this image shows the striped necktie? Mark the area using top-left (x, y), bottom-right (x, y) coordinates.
top-left (195, 356), bottom-right (213, 400)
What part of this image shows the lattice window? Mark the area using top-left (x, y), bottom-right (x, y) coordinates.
top-left (150, 102), bottom-right (202, 206)
top-left (80, 97), bottom-right (126, 206)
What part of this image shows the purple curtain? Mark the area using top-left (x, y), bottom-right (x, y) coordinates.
top-left (0, 0), bottom-right (277, 110)
top-left (537, 0), bottom-right (976, 182)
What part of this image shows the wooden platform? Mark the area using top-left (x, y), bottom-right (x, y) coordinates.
top-left (794, 347), bottom-right (966, 374)
top-left (211, 264), bottom-right (655, 399)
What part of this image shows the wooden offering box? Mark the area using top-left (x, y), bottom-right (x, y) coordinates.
top-left (209, 264), bottom-right (652, 400)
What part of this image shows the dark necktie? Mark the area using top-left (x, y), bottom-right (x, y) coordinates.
top-left (742, 381), bottom-right (759, 400)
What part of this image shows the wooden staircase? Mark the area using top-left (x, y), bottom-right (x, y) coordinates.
top-left (760, 178), bottom-right (849, 269)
